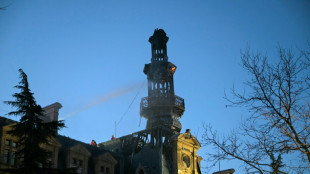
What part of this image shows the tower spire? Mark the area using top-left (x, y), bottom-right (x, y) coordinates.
top-left (140, 29), bottom-right (185, 133)
top-left (149, 28), bottom-right (169, 62)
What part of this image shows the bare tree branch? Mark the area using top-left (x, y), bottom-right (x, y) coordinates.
top-left (204, 46), bottom-right (310, 173)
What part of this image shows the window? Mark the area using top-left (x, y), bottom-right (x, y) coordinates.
top-left (3, 140), bottom-right (17, 166)
top-left (76, 167), bottom-right (82, 174)
top-left (38, 163), bottom-right (43, 168)
top-left (182, 155), bottom-right (191, 168)
top-left (45, 151), bottom-right (53, 168)
top-left (5, 139), bottom-right (10, 146)
top-left (46, 151), bottom-right (53, 160)
top-left (10, 151), bottom-right (15, 166)
top-left (72, 158), bottom-right (82, 167)
top-left (12, 141), bottom-right (17, 147)
top-left (100, 166), bottom-right (104, 172)
top-left (46, 161), bottom-right (52, 168)
top-left (78, 160), bottom-right (83, 166)
top-left (72, 158), bottom-right (77, 165)
top-left (3, 149), bottom-right (9, 164)
top-left (106, 167), bottom-right (110, 174)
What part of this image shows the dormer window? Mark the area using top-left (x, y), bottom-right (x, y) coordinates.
top-left (77, 160), bottom-right (83, 166)
top-left (72, 158), bottom-right (83, 167)
top-left (5, 139), bottom-right (10, 146)
top-left (12, 141), bottom-right (17, 147)
top-left (72, 158), bottom-right (77, 165)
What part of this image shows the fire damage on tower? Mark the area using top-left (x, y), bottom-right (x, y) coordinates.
top-left (0, 29), bottom-right (204, 174)
top-left (99, 29), bottom-right (202, 174)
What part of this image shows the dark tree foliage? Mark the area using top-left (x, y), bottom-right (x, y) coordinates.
top-left (203, 47), bottom-right (310, 174)
top-left (4, 69), bottom-right (65, 174)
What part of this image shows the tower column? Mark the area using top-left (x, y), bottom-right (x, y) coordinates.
top-left (140, 29), bottom-right (185, 133)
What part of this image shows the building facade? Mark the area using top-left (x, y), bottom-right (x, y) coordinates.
top-left (0, 103), bottom-right (117, 174)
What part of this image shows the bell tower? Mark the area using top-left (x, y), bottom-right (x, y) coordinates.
top-left (140, 29), bottom-right (185, 133)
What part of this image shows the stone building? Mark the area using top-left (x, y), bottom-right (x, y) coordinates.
top-left (0, 29), bottom-right (203, 174)
top-left (0, 103), bottom-right (117, 174)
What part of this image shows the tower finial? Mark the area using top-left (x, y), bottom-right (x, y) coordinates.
top-left (149, 29), bottom-right (169, 62)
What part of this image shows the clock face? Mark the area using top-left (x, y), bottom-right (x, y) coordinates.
top-left (182, 155), bottom-right (191, 168)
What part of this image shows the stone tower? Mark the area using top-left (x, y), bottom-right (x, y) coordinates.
top-left (100, 29), bottom-right (201, 174)
top-left (140, 28), bottom-right (185, 133)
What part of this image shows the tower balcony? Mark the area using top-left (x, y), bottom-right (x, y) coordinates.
top-left (140, 95), bottom-right (185, 118)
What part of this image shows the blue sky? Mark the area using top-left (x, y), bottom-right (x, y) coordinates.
top-left (0, 0), bottom-right (309, 173)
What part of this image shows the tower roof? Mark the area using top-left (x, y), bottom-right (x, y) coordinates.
top-left (149, 28), bottom-right (169, 44)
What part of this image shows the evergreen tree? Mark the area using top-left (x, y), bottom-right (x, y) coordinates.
top-left (4, 69), bottom-right (65, 174)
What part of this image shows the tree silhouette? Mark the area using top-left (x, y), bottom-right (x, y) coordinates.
top-left (203, 46), bottom-right (310, 174)
top-left (4, 69), bottom-right (65, 174)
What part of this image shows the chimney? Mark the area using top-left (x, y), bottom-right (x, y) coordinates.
top-left (186, 129), bottom-right (191, 134)
top-left (43, 102), bottom-right (62, 122)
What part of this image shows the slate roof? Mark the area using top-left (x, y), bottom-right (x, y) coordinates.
top-left (0, 116), bottom-right (117, 157)
top-left (0, 116), bottom-right (17, 127)
top-left (0, 116), bottom-right (120, 173)
top-left (56, 135), bottom-right (113, 157)
top-left (56, 135), bottom-right (121, 174)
